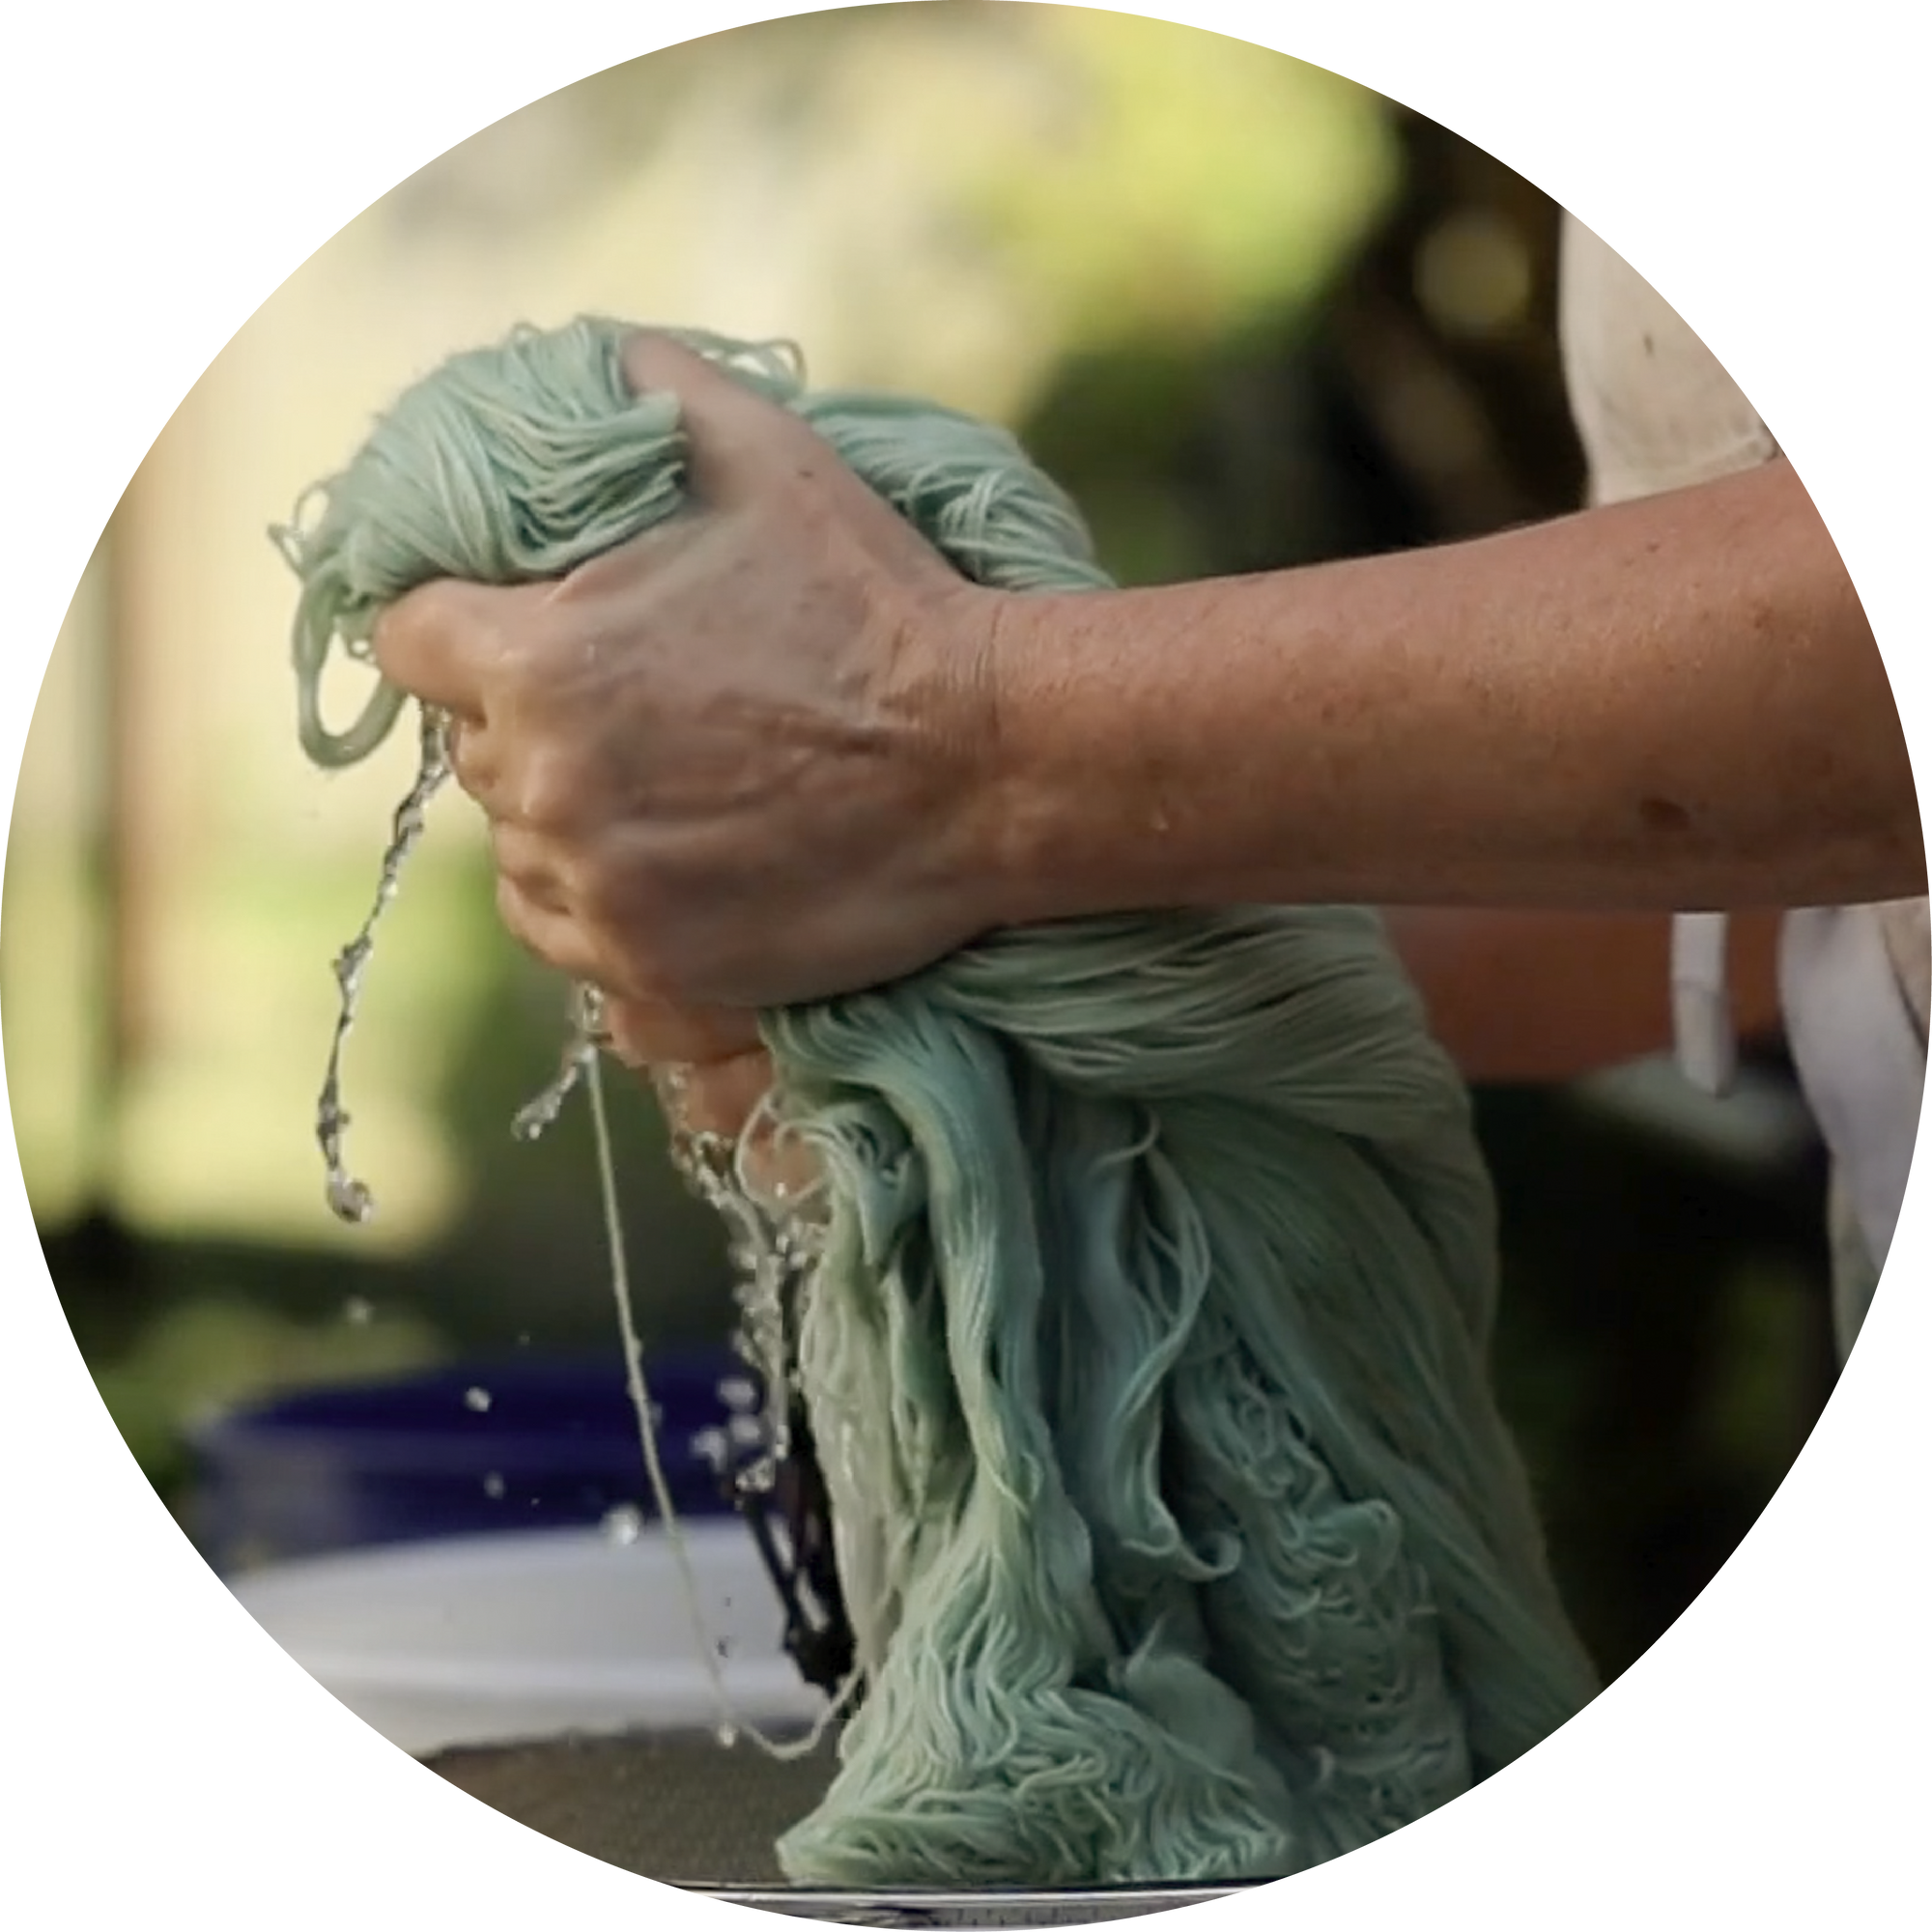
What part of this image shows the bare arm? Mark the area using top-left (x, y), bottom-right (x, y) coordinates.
top-left (980, 459), bottom-right (1920, 928)
top-left (372, 336), bottom-right (1920, 1064)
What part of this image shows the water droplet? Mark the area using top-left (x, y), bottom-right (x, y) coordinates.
top-left (515, 1331), bottom-right (531, 1350)
top-left (714, 1721), bottom-right (739, 1748)
top-left (602, 1503), bottom-right (645, 1545)
top-left (326, 1175), bottom-right (373, 1224)
top-left (715, 1637), bottom-right (732, 1660)
top-left (342, 1295), bottom-right (374, 1326)
top-left (482, 1472), bottom-right (505, 1499)
top-left (464, 1385), bottom-right (493, 1412)
top-left (717, 1376), bottom-right (758, 1412)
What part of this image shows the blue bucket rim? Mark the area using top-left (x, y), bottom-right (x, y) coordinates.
top-left (186, 1347), bottom-right (757, 1467)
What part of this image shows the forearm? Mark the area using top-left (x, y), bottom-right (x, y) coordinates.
top-left (976, 459), bottom-right (1921, 923)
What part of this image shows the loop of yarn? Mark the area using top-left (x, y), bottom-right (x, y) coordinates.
top-left (279, 317), bottom-right (1597, 1887)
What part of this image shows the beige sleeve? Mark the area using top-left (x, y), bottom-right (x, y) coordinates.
top-left (1558, 216), bottom-right (1921, 1346)
top-left (1557, 214), bottom-right (1777, 508)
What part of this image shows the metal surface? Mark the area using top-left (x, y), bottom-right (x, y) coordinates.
top-left (429, 1727), bottom-right (836, 1885)
top-left (430, 1730), bottom-right (1259, 1921)
top-left (694, 1884), bottom-right (1254, 1926)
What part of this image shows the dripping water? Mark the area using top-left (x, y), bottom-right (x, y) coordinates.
top-left (315, 704), bottom-right (452, 1224)
top-left (315, 698), bottom-right (858, 1759)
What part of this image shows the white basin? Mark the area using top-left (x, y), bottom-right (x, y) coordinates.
top-left (231, 1519), bottom-right (828, 1756)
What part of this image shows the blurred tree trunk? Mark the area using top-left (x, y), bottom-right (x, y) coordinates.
top-left (1323, 105), bottom-right (1584, 538)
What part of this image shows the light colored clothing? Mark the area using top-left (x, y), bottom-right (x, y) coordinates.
top-left (1557, 214), bottom-right (1924, 1352)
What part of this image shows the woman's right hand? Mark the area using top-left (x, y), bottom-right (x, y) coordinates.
top-left (372, 332), bottom-right (1016, 1023)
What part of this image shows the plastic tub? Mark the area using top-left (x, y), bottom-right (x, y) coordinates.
top-left (232, 1520), bottom-right (826, 1755)
top-left (189, 1350), bottom-right (761, 1573)
top-left (195, 1350), bottom-right (819, 1754)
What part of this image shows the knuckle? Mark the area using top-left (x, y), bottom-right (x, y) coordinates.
top-left (506, 746), bottom-right (581, 831)
top-left (474, 594), bottom-right (566, 709)
top-left (486, 818), bottom-right (538, 881)
top-left (506, 591), bottom-right (566, 662)
top-left (445, 727), bottom-right (495, 798)
top-left (369, 587), bottom-right (437, 678)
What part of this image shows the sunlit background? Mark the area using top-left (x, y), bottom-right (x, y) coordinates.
top-left (4, 1), bottom-right (1834, 1797)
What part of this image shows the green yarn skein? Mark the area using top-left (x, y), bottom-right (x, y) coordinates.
top-left (279, 317), bottom-right (1598, 1888)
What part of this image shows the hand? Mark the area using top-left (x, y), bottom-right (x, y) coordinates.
top-left (371, 333), bottom-right (1011, 1091)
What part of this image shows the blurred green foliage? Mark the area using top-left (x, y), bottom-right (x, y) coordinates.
top-left (965, 9), bottom-right (1396, 353)
top-left (94, 1294), bottom-right (447, 1502)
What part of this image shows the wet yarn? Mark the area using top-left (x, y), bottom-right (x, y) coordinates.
top-left (279, 318), bottom-right (1597, 1887)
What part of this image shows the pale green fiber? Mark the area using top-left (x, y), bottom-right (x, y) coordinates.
top-left (280, 318), bottom-right (1597, 1887)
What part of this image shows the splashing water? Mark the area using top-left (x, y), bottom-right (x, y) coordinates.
top-left (654, 1073), bottom-right (828, 1495)
top-left (310, 896), bottom-right (835, 1755)
top-left (602, 1502), bottom-right (646, 1546)
top-left (576, 1012), bottom-right (857, 1761)
top-left (512, 982), bottom-right (609, 1140)
top-left (315, 705), bottom-right (452, 1224)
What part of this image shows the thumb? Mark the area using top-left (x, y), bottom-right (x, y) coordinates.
top-left (371, 575), bottom-right (549, 718)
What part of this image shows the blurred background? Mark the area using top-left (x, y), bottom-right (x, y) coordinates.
top-left (5, 2), bottom-right (1837, 1709)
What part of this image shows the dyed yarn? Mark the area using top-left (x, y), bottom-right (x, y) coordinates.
top-left (279, 318), bottom-right (1597, 1887)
